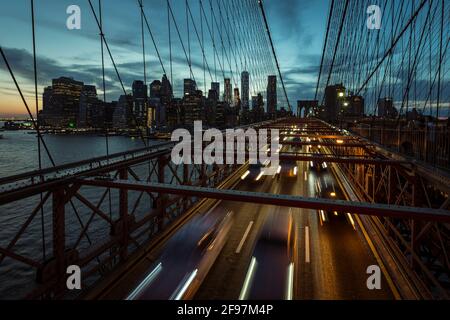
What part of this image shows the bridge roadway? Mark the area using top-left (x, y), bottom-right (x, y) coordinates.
top-left (94, 145), bottom-right (394, 300)
top-left (194, 154), bottom-right (394, 300)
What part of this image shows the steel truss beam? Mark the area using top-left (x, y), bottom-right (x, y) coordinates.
top-left (279, 153), bottom-right (409, 165)
top-left (78, 179), bottom-right (450, 223)
top-left (281, 141), bottom-right (367, 148)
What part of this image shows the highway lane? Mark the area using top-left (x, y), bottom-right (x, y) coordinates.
top-left (196, 141), bottom-right (395, 300)
top-left (125, 206), bottom-right (229, 300)
top-left (101, 130), bottom-right (395, 300)
top-left (100, 167), bottom-right (278, 300)
top-left (192, 174), bottom-right (286, 299)
top-left (293, 161), bottom-right (394, 299)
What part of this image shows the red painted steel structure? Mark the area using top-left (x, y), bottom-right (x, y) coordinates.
top-left (0, 118), bottom-right (449, 299)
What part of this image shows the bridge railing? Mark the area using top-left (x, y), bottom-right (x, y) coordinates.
top-left (319, 121), bottom-right (450, 299)
top-left (0, 141), bottom-right (175, 203)
top-left (350, 124), bottom-right (450, 171)
top-left (0, 120), bottom-right (278, 299)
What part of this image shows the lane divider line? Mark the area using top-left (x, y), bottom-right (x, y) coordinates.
top-left (239, 257), bottom-right (258, 300)
top-left (285, 262), bottom-right (294, 300)
top-left (305, 226), bottom-right (310, 263)
top-left (235, 221), bottom-right (254, 254)
top-left (126, 262), bottom-right (163, 300)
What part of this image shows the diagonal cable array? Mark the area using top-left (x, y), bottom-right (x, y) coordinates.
top-left (316, 0), bottom-right (449, 119)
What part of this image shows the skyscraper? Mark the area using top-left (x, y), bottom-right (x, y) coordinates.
top-left (132, 80), bottom-right (148, 127)
top-left (150, 80), bottom-right (162, 99)
top-left (224, 78), bottom-right (232, 105)
top-left (42, 86), bottom-right (53, 110)
top-left (161, 74), bottom-right (173, 101)
top-left (324, 84), bottom-right (345, 121)
top-left (78, 85), bottom-right (98, 128)
top-left (241, 71), bottom-right (249, 111)
top-left (113, 94), bottom-right (133, 129)
top-left (184, 79), bottom-right (197, 96)
top-left (266, 75), bottom-right (277, 115)
top-left (211, 82), bottom-right (220, 100)
top-left (44, 77), bottom-right (84, 127)
top-left (167, 98), bottom-right (182, 129)
top-left (377, 97), bottom-right (397, 118)
top-left (234, 88), bottom-right (241, 109)
top-left (252, 93), bottom-right (265, 123)
top-left (183, 90), bottom-right (205, 128)
top-left (251, 96), bottom-right (258, 109)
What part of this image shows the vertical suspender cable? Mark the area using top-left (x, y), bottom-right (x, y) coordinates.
top-left (201, 1), bottom-right (206, 93)
top-left (99, 0), bottom-right (112, 221)
top-left (436, 0), bottom-right (444, 122)
top-left (168, 0), bottom-right (173, 84)
top-left (321, 0), bottom-right (349, 106)
top-left (315, 0), bottom-right (335, 102)
top-left (30, 0), bottom-right (46, 261)
top-left (186, 0), bottom-right (191, 80)
top-left (258, 0), bottom-right (292, 112)
top-left (99, 0), bottom-right (109, 157)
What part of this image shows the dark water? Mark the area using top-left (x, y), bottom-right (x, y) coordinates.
top-left (0, 129), bottom-right (152, 177)
top-left (0, 129), bottom-right (169, 299)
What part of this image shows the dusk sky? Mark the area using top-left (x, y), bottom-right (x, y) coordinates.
top-left (0, 0), bottom-right (329, 117)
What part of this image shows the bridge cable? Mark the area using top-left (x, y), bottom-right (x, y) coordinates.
top-left (186, 1), bottom-right (214, 84)
top-left (199, 0), bottom-right (227, 81)
top-left (98, 0), bottom-right (113, 222)
top-left (137, 0), bottom-right (166, 76)
top-left (200, 1), bottom-right (206, 93)
top-left (315, 0), bottom-right (334, 102)
top-left (0, 47), bottom-right (95, 254)
top-left (30, 0), bottom-right (46, 261)
top-left (167, 1), bottom-right (173, 84)
top-left (258, 0), bottom-right (292, 112)
top-left (166, 0), bottom-right (196, 83)
top-left (321, 0), bottom-right (349, 106)
top-left (355, 0), bottom-right (427, 97)
top-left (208, 0), bottom-right (237, 87)
top-left (0, 48), bottom-right (56, 166)
top-left (87, 0), bottom-right (148, 147)
top-left (436, 0), bottom-right (445, 122)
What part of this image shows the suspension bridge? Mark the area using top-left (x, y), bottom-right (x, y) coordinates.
top-left (0, 0), bottom-right (449, 300)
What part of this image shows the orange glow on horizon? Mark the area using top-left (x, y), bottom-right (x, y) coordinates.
top-left (0, 93), bottom-right (42, 117)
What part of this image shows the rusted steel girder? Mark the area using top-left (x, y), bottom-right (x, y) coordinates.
top-left (278, 153), bottom-right (409, 165)
top-left (280, 134), bottom-right (358, 140)
top-left (281, 141), bottom-right (367, 148)
top-left (79, 179), bottom-right (450, 223)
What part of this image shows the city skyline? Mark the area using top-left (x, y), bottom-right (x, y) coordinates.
top-left (37, 72), bottom-right (283, 130)
top-left (0, 0), bottom-right (328, 117)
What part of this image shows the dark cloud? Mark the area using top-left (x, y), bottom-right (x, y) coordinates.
top-left (284, 65), bottom-right (320, 78)
top-left (0, 0), bottom-right (332, 112)
top-left (0, 47), bottom-right (144, 100)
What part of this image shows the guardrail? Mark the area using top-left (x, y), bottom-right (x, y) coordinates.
top-left (351, 124), bottom-right (450, 170)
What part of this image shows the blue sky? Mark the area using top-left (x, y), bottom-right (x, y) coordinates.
top-left (0, 0), bottom-right (329, 116)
